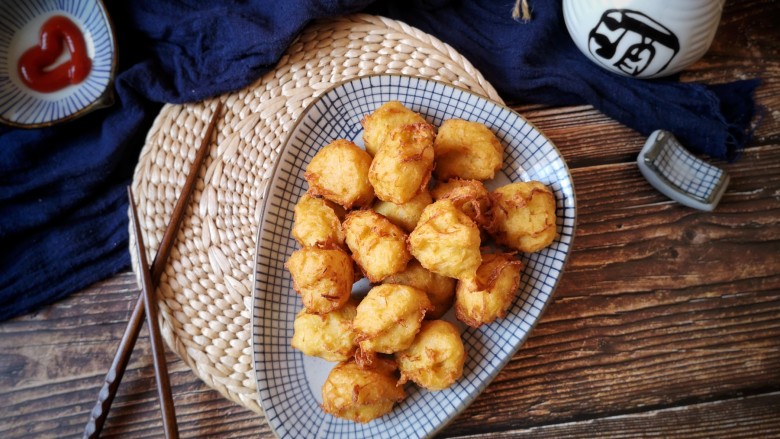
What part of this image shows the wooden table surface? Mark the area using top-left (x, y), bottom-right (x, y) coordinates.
top-left (2, 1), bottom-right (779, 437)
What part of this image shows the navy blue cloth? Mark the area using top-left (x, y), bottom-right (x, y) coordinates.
top-left (0, 0), bottom-right (759, 320)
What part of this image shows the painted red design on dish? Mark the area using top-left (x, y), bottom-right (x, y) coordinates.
top-left (17, 15), bottom-right (92, 93)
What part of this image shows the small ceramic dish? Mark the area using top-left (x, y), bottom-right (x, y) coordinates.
top-left (252, 75), bottom-right (577, 438)
top-left (0, 0), bottom-right (116, 128)
top-left (637, 129), bottom-right (729, 211)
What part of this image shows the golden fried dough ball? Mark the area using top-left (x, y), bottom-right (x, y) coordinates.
top-left (455, 253), bottom-right (523, 328)
top-left (409, 200), bottom-right (482, 280)
top-left (431, 178), bottom-right (492, 227)
top-left (488, 181), bottom-right (557, 253)
top-left (304, 139), bottom-right (374, 209)
top-left (353, 284), bottom-right (432, 354)
top-left (286, 247), bottom-right (353, 314)
top-left (343, 210), bottom-right (412, 282)
top-left (396, 320), bottom-right (465, 390)
top-left (321, 358), bottom-right (405, 423)
top-left (291, 194), bottom-right (345, 248)
top-left (291, 299), bottom-right (358, 362)
top-left (434, 119), bottom-right (503, 181)
top-left (373, 190), bottom-right (433, 233)
top-left (382, 260), bottom-right (456, 320)
top-left (361, 101), bottom-right (428, 156)
top-left (369, 122), bottom-right (435, 204)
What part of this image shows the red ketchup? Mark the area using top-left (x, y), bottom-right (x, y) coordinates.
top-left (17, 15), bottom-right (92, 93)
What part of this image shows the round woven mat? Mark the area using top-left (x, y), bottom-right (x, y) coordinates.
top-left (130, 13), bottom-right (501, 414)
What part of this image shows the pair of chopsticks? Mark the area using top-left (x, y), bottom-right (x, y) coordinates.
top-left (83, 102), bottom-right (223, 439)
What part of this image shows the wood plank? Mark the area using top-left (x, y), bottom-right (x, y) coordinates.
top-left (454, 392), bottom-right (780, 439)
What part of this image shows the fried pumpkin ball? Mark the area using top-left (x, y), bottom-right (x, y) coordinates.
top-left (361, 100), bottom-right (428, 156)
top-left (431, 178), bottom-right (492, 227)
top-left (433, 119), bottom-right (503, 181)
top-left (291, 193), bottom-right (345, 248)
top-left (291, 299), bottom-right (358, 362)
top-left (369, 122), bottom-right (435, 204)
top-left (455, 253), bottom-right (523, 328)
top-left (321, 358), bottom-right (405, 423)
top-left (396, 320), bottom-right (465, 390)
top-left (353, 284), bottom-right (432, 354)
top-left (382, 259), bottom-right (456, 320)
top-left (343, 210), bottom-right (412, 282)
top-left (373, 190), bottom-right (433, 233)
top-left (286, 247), bottom-right (353, 314)
top-left (488, 181), bottom-right (557, 253)
top-left (409, 199), bottom-right (482, 280)
top-left (304, 139), bottom-right (374, 209)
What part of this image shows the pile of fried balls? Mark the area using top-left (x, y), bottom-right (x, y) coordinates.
top-left (285, 101), bottom-right (557, 423)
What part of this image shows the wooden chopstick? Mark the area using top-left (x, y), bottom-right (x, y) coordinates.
top-left (83, 101), bottom-right (222, 439)
top-left (128, 186), bottom-right (179, 438)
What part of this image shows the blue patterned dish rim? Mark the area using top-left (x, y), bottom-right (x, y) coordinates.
top-left (252, 75), bottom-right (577, 439)
top-left (0, 0), bottom-right (116, 128)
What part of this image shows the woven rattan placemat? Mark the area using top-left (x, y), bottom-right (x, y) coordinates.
top-left (129, 13), bottom-right (502, 414)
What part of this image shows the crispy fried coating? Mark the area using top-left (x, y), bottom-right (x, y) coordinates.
top-left (361, 101), bottom-right (428, 157)
top-left (431, 178), bottom-right (492, 227)
top-left (369, 122), bottom-right (435, 204)
top-left (488, 181), bottom-right (557, 253)
top-left (382, 259), bottom-right (456, 320)
top-left (353, 345), bottom-right (381, 370)
top-left (291, 299), bottom-right (358, 362)
top-left (455, 253), bottom-right (523, 328)
top-left (396, 320), bottom-right (465, 390)
top-left (409, 199), bottom-right (482, 280)
top-left (321, 358), bottom-right (405, 423)
top-left (291, 193), bottom-right (345, 248)
top-left (373, 190), bottom-right (433, 233)
top-left (353, 284), bottom-right (432, 354)
top-left (343, 210), bottom-right (412, 282)
top-left (286, 247), bottom-right (353, 314)
top-left (304, 139), bottom-right (374, 209)
top-left (433, 119), bottom-right (503, 181)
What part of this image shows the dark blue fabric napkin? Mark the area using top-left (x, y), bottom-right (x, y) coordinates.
top-left (0, 0), bottom-right (759, 321)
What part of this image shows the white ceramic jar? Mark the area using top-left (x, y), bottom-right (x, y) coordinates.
top-left (562, 0), bottom-right (726, 78)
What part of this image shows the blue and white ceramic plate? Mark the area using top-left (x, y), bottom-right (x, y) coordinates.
top-left (0, 0), bottom-right (116, 128)
top-left (252, 75), bottom-right (577, 439)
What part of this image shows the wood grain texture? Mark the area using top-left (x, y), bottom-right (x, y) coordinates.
top-left (457, 392), bottom-right (780, 439)
top-left (1, 0), bottom-right (778, 437)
